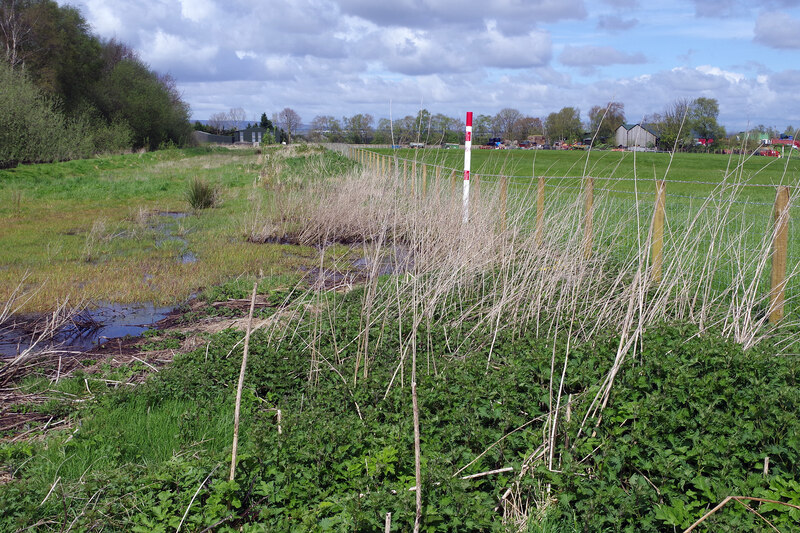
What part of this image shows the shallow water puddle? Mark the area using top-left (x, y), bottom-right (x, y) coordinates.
top-left (0, 302), bottom-right (176, 357)
top-left (154, 211), bottom-right (196, 264)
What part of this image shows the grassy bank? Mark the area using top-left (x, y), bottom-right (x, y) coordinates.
top-left (0, 145), bottom-right (354, 311)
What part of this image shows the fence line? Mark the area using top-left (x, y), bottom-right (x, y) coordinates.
top-left (334, 145), bottom-right (795, 321)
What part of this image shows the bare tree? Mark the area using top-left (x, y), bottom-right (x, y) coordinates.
top-left (228, 107), bottom-right (246, 131)
top-left (277, 107), bottom-right (301, 143)
top-left (492, 108), bottom-right (522, 140)
top-left (208, 111), bottom-right (229, 134)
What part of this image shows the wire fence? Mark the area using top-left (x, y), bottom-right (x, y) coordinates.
top-left (331, 145), bottom-right (798, 319)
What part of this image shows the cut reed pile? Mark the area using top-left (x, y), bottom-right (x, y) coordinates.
top-left (249, 148), bottom-right (798, 529)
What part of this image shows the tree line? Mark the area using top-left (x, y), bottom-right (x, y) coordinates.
top-left (293, 99), bottom-right (794, 153)
top-left (0, 0), bottom-right (192, 168)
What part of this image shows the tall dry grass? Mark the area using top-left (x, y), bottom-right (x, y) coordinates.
top-left (249, 145), bottom-right (799, 528)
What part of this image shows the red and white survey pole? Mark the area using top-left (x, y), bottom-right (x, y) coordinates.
top-left (463, 111), bottom-right (473, 223)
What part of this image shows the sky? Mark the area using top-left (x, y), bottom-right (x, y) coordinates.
top-left (57, 0), bottom-right (800, 133)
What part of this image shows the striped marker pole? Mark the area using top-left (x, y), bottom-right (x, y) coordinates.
top-left (463, 112), bottom-right (473, 223)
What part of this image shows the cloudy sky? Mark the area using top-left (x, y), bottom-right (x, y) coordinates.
top-left (58, 0), bottom-right (800, 132)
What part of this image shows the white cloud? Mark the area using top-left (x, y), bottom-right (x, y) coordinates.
top-left (139, 30), bottom-right (219, 73)
top-left (695, 65), bottom-right (745, 83)
top-left (178, 0), bottom-right (216, 22)
top-left (754, 12), bottom-right (800, 49)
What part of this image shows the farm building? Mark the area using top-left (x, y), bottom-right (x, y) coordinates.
top-left (191, 131), bottom-right (233, 144)
top-left (233, 126), bottom-right (270, 144)
top-left (615, 123), bottom-right (659, 148)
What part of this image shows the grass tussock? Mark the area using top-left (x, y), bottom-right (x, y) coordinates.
top-left (185, 177), bottom-right (220, 210)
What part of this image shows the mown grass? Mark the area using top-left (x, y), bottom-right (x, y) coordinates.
top-left (0, 146), bottom-right (355, 311)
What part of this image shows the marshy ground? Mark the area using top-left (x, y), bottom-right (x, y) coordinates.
top-left (1, 145), bottom-right (799, 532)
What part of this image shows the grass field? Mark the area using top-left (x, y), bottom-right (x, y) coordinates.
top-left (0, 145), bottom-right (354, 311)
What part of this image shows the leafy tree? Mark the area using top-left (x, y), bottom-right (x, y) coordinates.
top-left (545, 107), bottom-right (582, 143)
top-left (472, 114), bottom-right (493, 144)
top-left (259, 112), bottom-right (273, 131)
top-left (588, 102), bottom-right (625, 143)
top-left (344, 113), bottom-right (374, 144)
top-left (373, 118), bottom-right (393, 144)
top-left (690, 97), bottom-right (725, 142)
top-left (97, 58), bottom-right (191, 149)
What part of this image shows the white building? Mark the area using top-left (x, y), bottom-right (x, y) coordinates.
top-left (615, 124), bottom-right (659, 148)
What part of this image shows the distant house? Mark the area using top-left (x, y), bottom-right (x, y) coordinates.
top-left (233, 126), bottom-right (270, 144)
top-left (615, 123), bottom-right (658, 148)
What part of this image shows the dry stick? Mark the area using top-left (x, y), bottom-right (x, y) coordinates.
top-left (385, 512), bottom-right (392, 533)
top-left (683, 496), bottom-right (800, 533)
top-left (176, 464), bottom-right (221, 533)
top-left (500, 175), bottom-right (508, 233)
top-left (535, 176), bottom-right (545, 246)
top-left (230, 281), bottom-right (258, 482)
top-left (651, 180), bottom-right (666, 283)
top-left (460, 466), bottom-right (514, 480)
top-left (412, 381), bottom-right (422, 533)
top-left (769, 186), bottom-right (790, 323)
top-left (583, 176), bottom-right (594, 259)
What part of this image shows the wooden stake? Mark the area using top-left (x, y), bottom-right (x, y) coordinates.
top-left (583, 177), bottom-right (594, 259)
top-left (651, 180), bottom-right (666, 282)
top-left (422, 165), bottom-right (427, 196)
top-left (230, 281), bottom-right (258, 481)
top-left (770, 186), bottom-right (790, 323)
top-left (535, 176), bottom-right (545, 246)
top-left (451, 170), bottom-right (457, 196)
top-left (412, 161), bottom-right (417, 195)
top-left (500, 175), bottom-right (508, 233)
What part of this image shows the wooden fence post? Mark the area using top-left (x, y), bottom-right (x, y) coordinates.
top-left (403, 160), bottom-right (408, 185)
top-left (500, 175), bottom-right (508, 233)
top-left (651, 180), bottom-right (666, 282)
top-left (451, 170), bottom-right (457, 196)
top-left (583, 177), bottom-right (594, 259)
top-left (770, 186), bottom-right (790, 323)
top-left (535, 176), bottom-right (545, 246)
top-left (412, 161), bottom-right (417, 195)
top-left (422, 164), bottom-right (427, 196)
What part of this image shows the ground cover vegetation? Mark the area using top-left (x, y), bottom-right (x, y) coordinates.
top-left (0, 145), bottom-right (353, 311)
top-left (0, 0), bottom-right (192, 168)
top-left (2, 146), bottom-right (800, 531)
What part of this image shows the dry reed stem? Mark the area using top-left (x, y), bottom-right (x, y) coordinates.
top-left (230, 281), bottom-right (258, 482)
